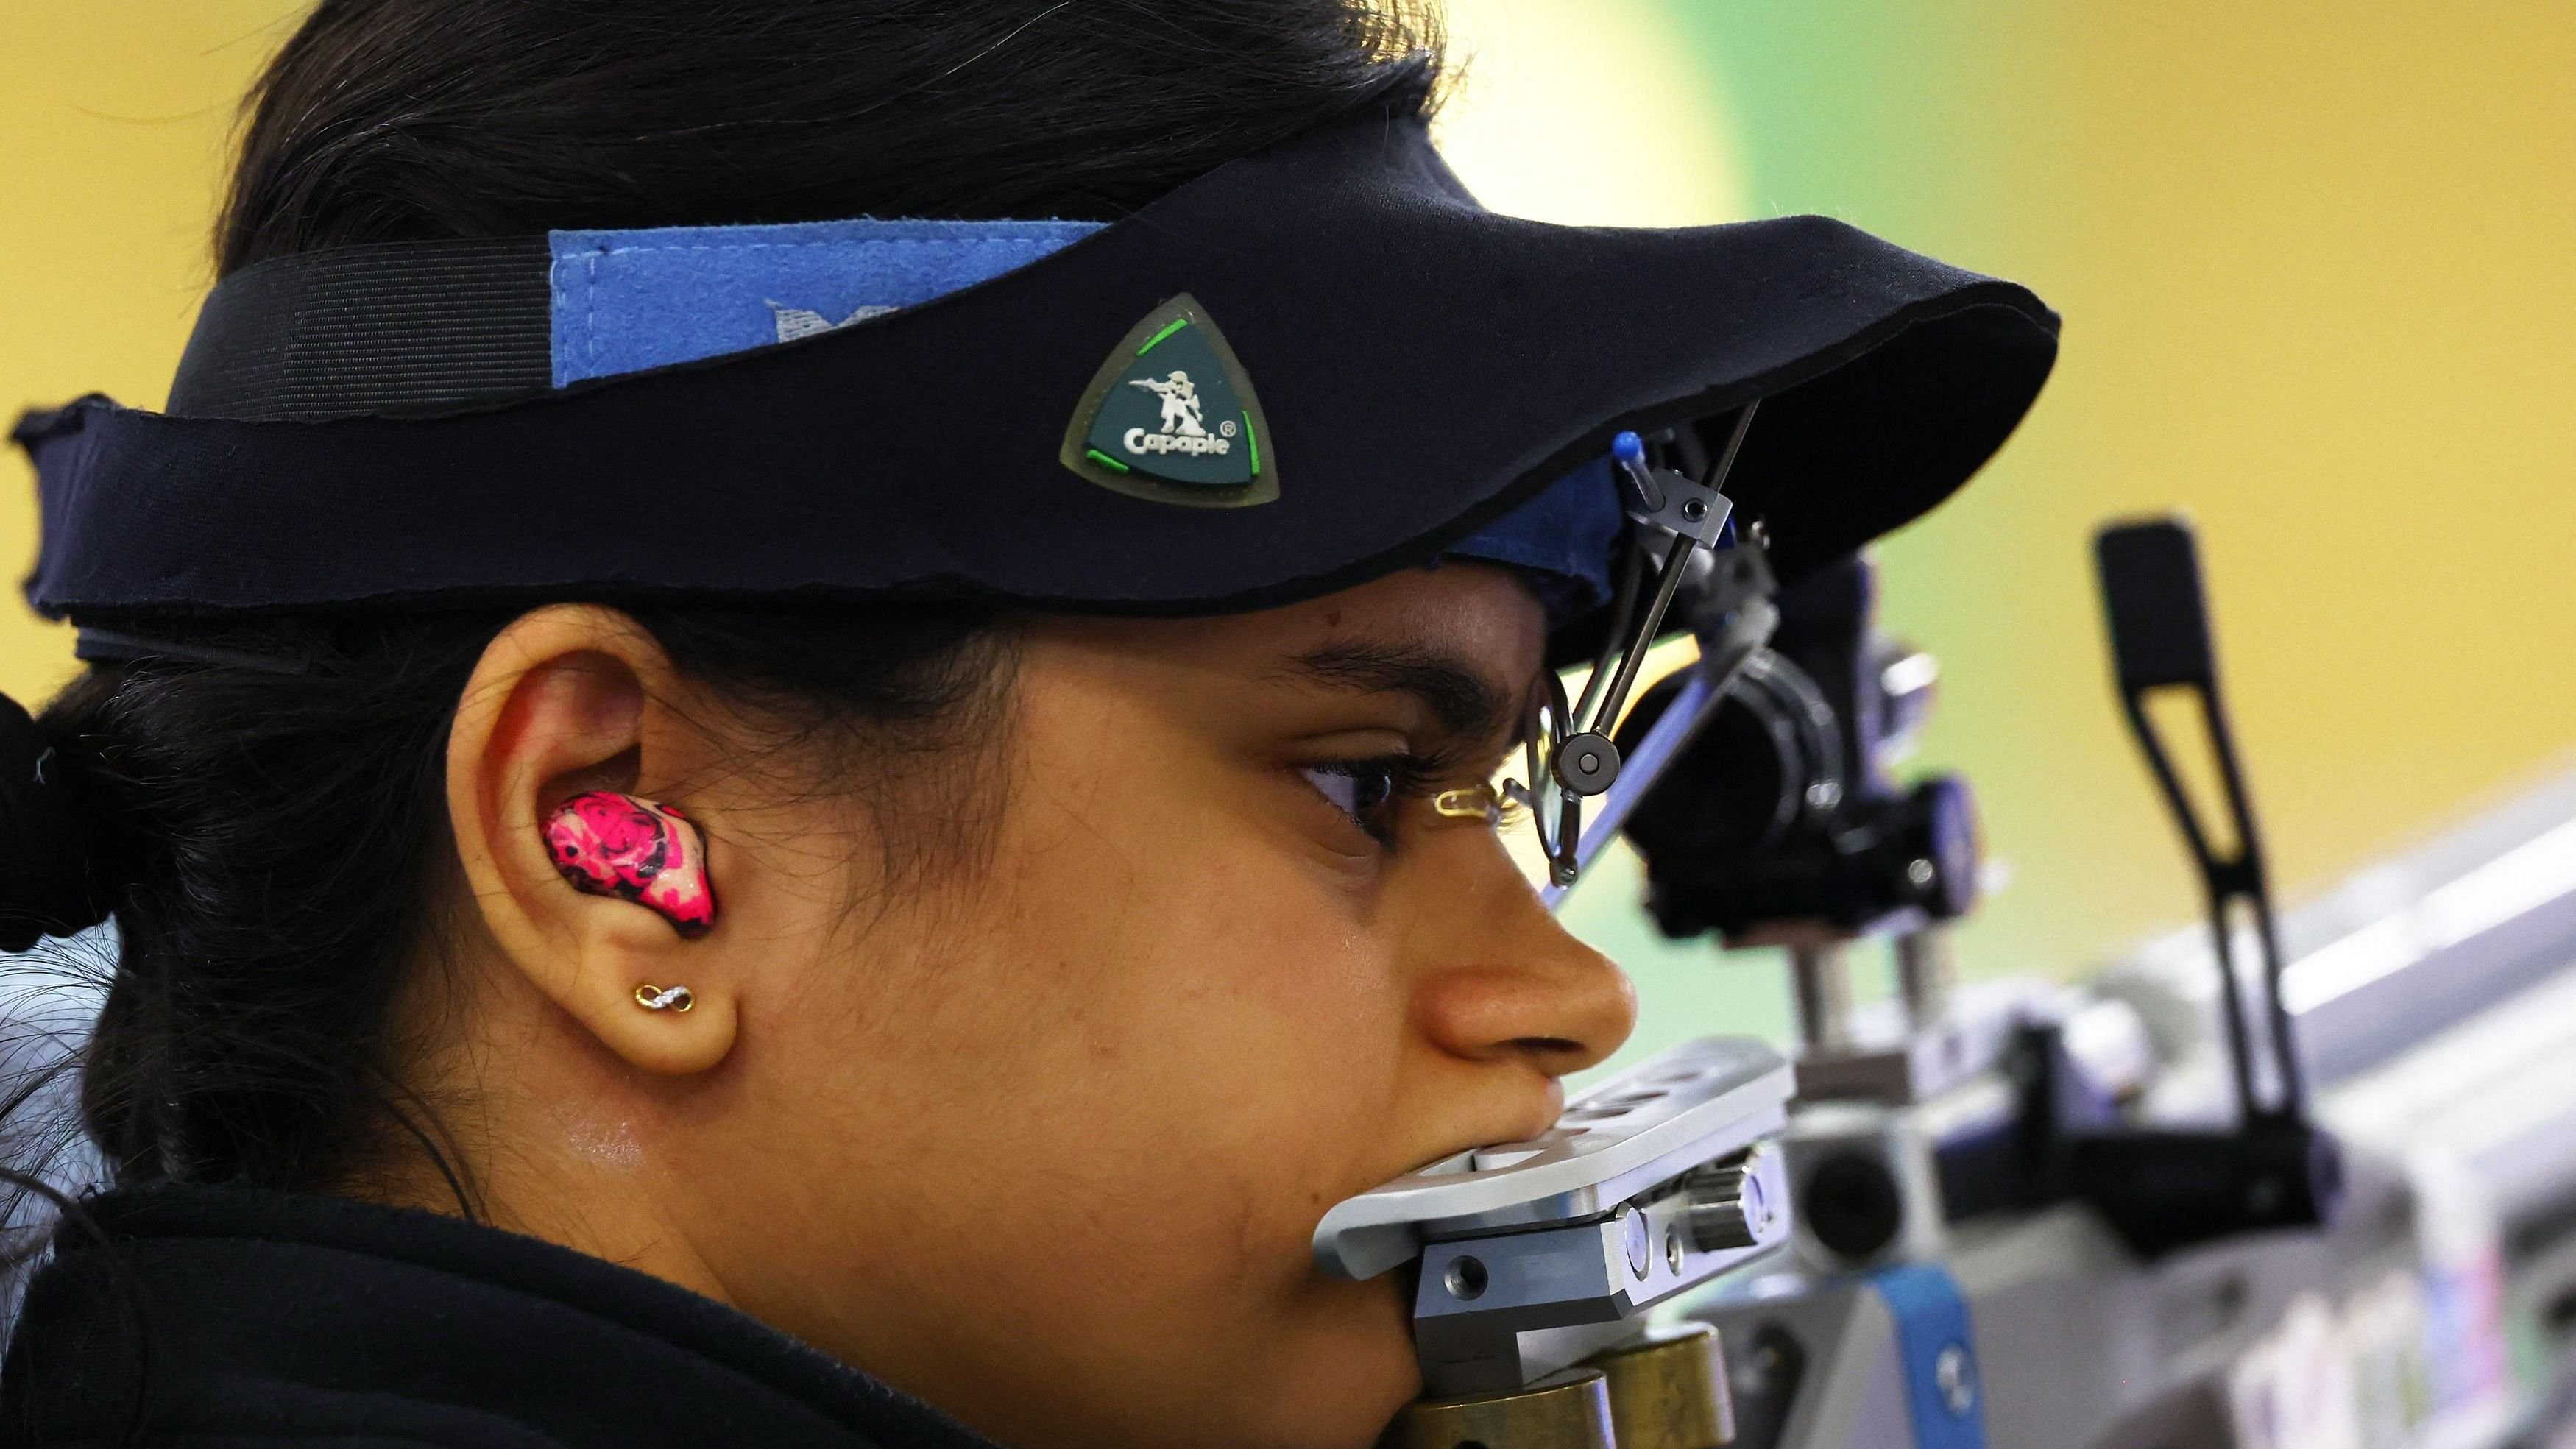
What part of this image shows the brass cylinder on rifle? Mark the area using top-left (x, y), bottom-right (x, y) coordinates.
top-left (1383, 1322), bottom-right (1733, 1449)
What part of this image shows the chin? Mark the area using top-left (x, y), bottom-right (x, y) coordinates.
top-left (1220, 1367), bottom-right (1418, 1449)
top-left (1216, 1278), bottom-right (1420, 1449)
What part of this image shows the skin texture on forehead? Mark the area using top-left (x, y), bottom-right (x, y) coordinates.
top-left (414, 564), bottom-right (1637, 1449)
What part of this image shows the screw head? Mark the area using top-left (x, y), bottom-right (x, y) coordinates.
top-left (1619, 1205), bottom-right (1650, 1279)
top-left (1935, 1343), bottom-right (1977, 1417)
top-left (1551, 731), bottom-right (1622, 795)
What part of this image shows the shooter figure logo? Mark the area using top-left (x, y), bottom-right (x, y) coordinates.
top-left (1121, 369), bottom-right (1234, 458)
top-left (1129, 370), bottom-right (1208, 435)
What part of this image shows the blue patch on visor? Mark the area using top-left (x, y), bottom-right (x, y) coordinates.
top-left (1446, 454), bottom-right (1624, 613)
top-left (542, 213), bottom-right (1623, 609)
top-left (548, 217), bottom-right (1105, 386)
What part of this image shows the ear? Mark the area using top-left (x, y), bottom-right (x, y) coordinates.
top-left (447, 604), bottom-right (738, 1075)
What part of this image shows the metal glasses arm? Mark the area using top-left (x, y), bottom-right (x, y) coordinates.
top-left (1524, 403), bottom-right (1769, 896)
top-left (1540, 548), bottom-right (1780, 910)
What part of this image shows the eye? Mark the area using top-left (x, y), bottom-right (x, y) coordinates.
top-left (1299, 757), bottom-right (1409, 843)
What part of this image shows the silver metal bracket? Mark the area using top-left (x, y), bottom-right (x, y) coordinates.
top-left (1622, 463), bottom-right (1736, 547)
top-left (1312, 1037), bottom-right (1797, 1395)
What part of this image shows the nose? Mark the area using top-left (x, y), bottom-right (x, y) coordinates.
top-left (1406, 851), bottom-right (1638, 1083)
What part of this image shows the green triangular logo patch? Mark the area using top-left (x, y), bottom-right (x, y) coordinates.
top-left (1060, 294), bottom-right (1277, 507)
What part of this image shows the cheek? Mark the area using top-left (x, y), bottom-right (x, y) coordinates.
top-left (717, 660), bottom-right (1435, 1441)
top-left (969, 845), bottom-right (1424, 1439)
top-left (967, 749), bottom-right (1420, 1320)
top-left (1002, 818), bottom-right (1407, 1214)
top-left (969, 676), bottom-right (1409, 1159)
top-left (1158, 850), bottom-right (1392, 1059)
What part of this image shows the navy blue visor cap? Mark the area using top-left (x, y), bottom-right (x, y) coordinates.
top-left (14, 112), bottom-right (2058, 637)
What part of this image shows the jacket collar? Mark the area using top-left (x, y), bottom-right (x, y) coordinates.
top-left (6, 1182), bottom-right (1000, 1449)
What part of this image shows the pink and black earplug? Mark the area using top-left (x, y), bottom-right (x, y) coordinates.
top-left (543, 790), bottom-right (718, 938)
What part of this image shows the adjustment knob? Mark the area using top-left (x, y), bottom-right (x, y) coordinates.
top-left (1683, 1152), bottom-right (1772, 1252)
top-left (1554, 731), bottom-right (1622, 796)
top-left (1896, 775), bottom-right (1982, 921)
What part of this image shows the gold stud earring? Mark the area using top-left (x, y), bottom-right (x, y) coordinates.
top-left (633, 983), bottom-right (694, 1013)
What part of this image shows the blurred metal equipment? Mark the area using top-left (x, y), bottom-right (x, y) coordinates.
top-left (1343, 509), bottom-right (2576, 1446)
top-left (1623, 553), bottom-right (1981, 955)
top-left (1675, 517), bottom-right (2552, 1448)
top-left (1621, 550), bottom-right (1987, 1119)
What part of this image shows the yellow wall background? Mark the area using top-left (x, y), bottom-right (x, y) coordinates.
top-left (1, 4), bottom-right (304, 698)
top-left (4, 4), bottom-right (2573, 1047)
top-left (1871, 1), bottom-right (2576, 979)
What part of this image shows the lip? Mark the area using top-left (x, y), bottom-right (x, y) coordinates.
top-left (1367, 1093), bottom-right (1573, 1195)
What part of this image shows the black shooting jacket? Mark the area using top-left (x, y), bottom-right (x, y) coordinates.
top-left (1, 1184), bottom-right (1002, 1448)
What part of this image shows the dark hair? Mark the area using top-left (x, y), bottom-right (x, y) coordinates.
top-left (222, 0), bottom-right (1442, 271)
top-left (7, 0), bottom-right (1444, 1210)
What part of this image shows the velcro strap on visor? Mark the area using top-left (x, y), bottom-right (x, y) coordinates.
top-left (171, 219), bottom-right (1105, 421)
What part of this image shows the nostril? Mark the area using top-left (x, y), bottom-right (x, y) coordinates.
top-left (1510, 1035), bottom-right (1584, 1057)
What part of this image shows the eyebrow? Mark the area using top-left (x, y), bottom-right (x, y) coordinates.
top-left (1284, 642), bottom-right (1521, 746)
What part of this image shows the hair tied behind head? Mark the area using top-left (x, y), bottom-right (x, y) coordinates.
top-left (0, 690), bottom-right (113, 952)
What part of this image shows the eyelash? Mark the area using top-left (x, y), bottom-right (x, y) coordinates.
top-left (1298, 753), bottom-right (1435, 847)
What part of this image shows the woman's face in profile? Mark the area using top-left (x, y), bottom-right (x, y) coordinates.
top-left (467, 562), bottom-right (1635, 1448)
